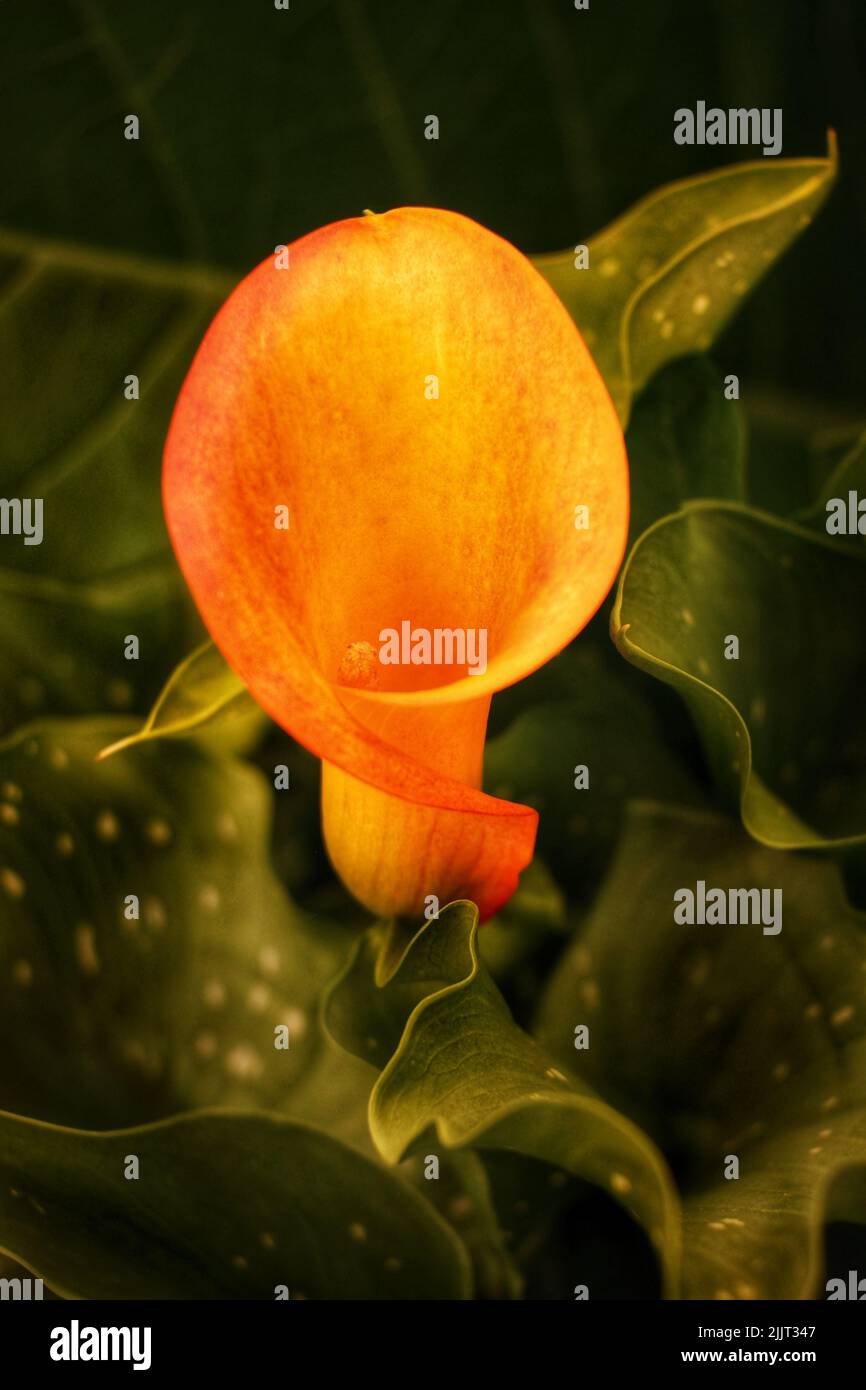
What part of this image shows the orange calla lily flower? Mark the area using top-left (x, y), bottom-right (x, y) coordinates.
top-left (163, 208), bottom-right (628, 921)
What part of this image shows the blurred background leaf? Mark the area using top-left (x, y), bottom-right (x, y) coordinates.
top-left (402, 1148), bottom-right (525, 1300)
top-left (484, 648), bottom-right (705, 910)
top-left (797, 431), bottom-right (866, 534)
top-left (624, 356), bottom-right (746, 544)
top-left (536, 800), bottom-right (866, 1299)
top-left (0, 254), bottom-right (214, 735)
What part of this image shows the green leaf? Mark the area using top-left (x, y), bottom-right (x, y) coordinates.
top-left (624, 356), bottom-right (745, 545)
top-left (796, 430), bottom-right (866, 535)
top-left (611, 501), bottom-right (866, 850)
top-left (0, 1109), bottom-right (471, 1300)
top-left (97, 640), bottom-right (264, 760)
top-left (324, 902), bottom-right (682, 1297)
top-left (477, 857), bottom-right (567, 993)
top-left (743, 407), bottom-right (865, 524)
top-left (533, 136), bottom-right (837, 423)
top-left (485, 650), bottom-right (705, 903)
top-left (536, 800), bottom-right (866, 1300)
top-left (405, 1148), bottom-right (525, 1300)
top-left (0, 717), bottom-right (357, 1130)
top-left (0, 242), bottom-right (222, 737)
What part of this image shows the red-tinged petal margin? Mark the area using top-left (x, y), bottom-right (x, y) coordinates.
top-left (163, 207), bottom-right (628, 920)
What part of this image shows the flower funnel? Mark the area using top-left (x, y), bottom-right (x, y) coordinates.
top-left (163, 208), bottom-right (628, 920)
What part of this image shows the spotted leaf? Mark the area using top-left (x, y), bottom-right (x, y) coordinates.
top-left (533, 135), bottom-right (837, 424)
top-left (537, 801), bottom-right (866, 1299)
top-left (0, 1110), bottom-right (471, 1299)
top-left (0, 718), bottom-right (360, 1131)
top-left (611, 501), bottom-right (866, 850)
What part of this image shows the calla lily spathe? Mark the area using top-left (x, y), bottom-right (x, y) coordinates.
top-left (163, 208), bottom-right (628, 920)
